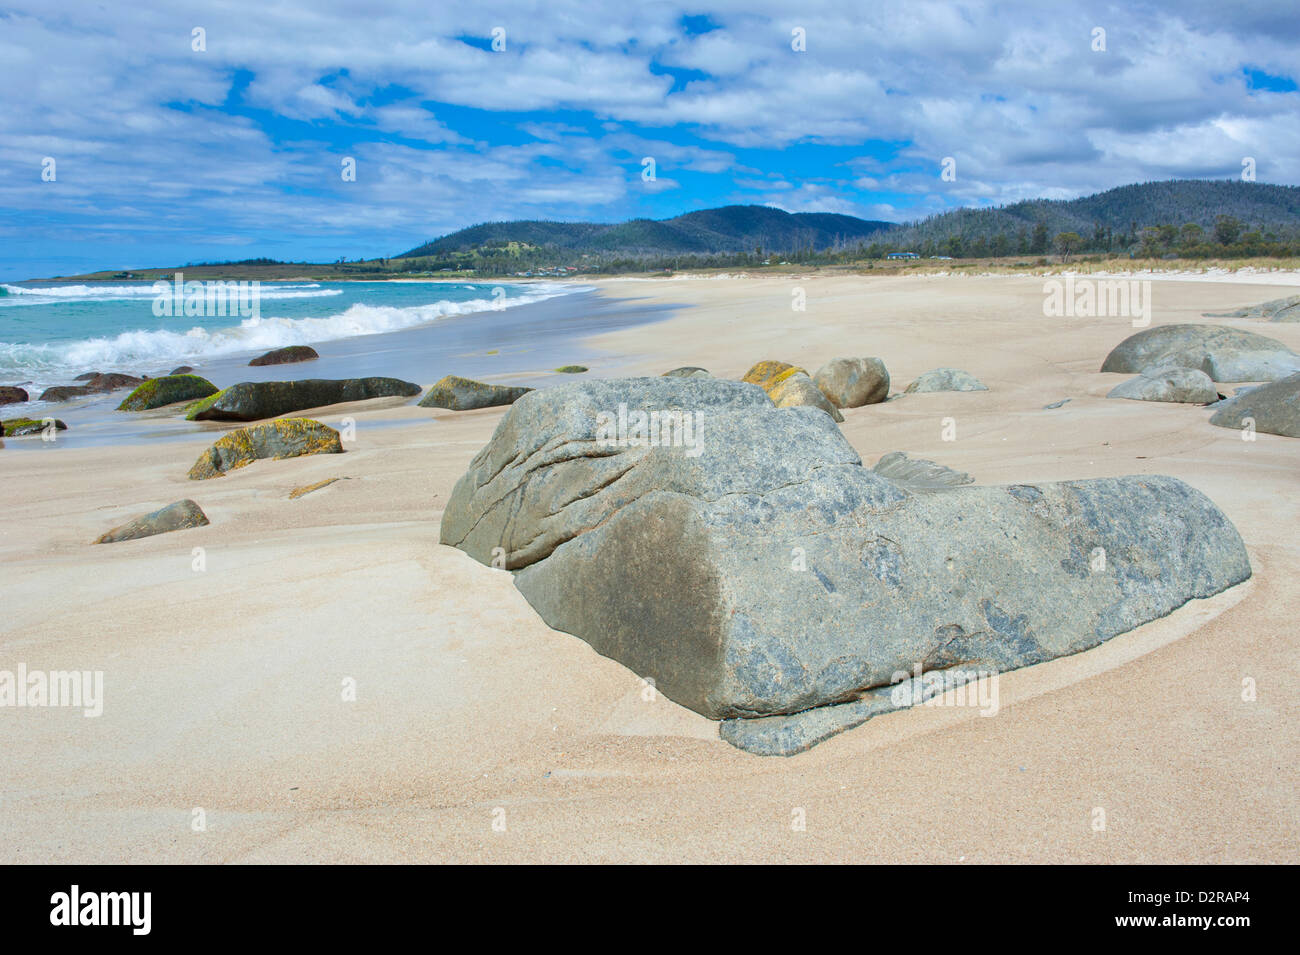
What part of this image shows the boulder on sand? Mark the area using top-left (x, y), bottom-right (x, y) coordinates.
top-left (0, 386), bottom-right (27, 405)
top-left (1205, 294), bottom-right (1300, 323)
top-left (249, 345), bottom-right (319, 366)
top-left (170, 365), bottom-right (194, 375)
top-left (186, 377), bottom-right (420, 421)
top-left (418, 374), bottom-right (533, 411)
top-left (117, 374), bottom-right (219, 411)
top-left (741, 360), bottom-right (843, 421)
top-left (1208, 372), bottom-right (1300, 438)
top-left (813, 357), bottom-right (890, 408)
top-left (3, 417), bottom-right (67, 437)
top-left (188, 418), bottom-right (342, 479)
top-left (1106, 367), bottom-right (1219, 404)
top-left (662, 367), bottom-right (711, 379)
top-left (904, 367), bottom-right (987, 393)
top-left (441, 378), bottom-right (1251, 754)
top-left (39, 372), bottom-right (144, 402)
top-left (94, 499), bottom-right (209, 543)
top-left (1101, 324), bottom-right (1300, 382)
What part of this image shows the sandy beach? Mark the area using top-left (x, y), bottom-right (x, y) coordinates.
top-left (2, 272), bottom-right (1297, 863)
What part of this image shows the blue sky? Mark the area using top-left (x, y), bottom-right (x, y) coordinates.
top-left (1, 0), bottom-right (1298, 279)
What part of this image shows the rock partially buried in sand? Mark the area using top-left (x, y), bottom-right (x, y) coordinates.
top-left (814, 357), bottom-right (890, 408)
top-left (289, 477), bottom-right (345, 499)
top-left (871, 451), bottom-right (973, 491)
top-left (117, 374), bottom-right (219, 411)
top-left (1106, 367), bottom-right (1218, 404)
top-left (188, 418), bottom-right (343, 479)
top-left (170, 365), bottom-right (194, 376)
top-left (418, 374), bottom-right (533, 411)
top-left (741, 360), bottom-right (843, 421)
top-left (662, 366), bottom-right (711, 378)
top-left (442, 378), bottom-right (1251, 754)
top-left (94, 499), bottom-right (210, 543)
top-left (0, 385), bottom-right (28, 405)
top-left (1205, 294), bottom-right (1300, 323)
top-left (186, 377), bottom-right (420, 421)
top-left (3, 417), bottom-right (67, 437)
top-left (249, 345), bottom-right (320, 366)
top-left (1208, 372), bottom-right (1300, 438)
top-left (904, 367), bottom-right (988, 393)
top-left (554, 365), bottom-right (588, 374)
top-left (1101, 324), bottom-right (1300, 382)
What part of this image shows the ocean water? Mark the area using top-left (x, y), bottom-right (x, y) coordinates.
top-left (0, 278), bottom-right (681, 449)
top-left (0, 279), bottom-right (574, 395)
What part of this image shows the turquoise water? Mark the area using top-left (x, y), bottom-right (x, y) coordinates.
top-left (0, 279), bottom-right (577, 393)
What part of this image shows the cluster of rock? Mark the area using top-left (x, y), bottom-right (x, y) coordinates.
top-left (441, 377), bottom-right (1251, 755)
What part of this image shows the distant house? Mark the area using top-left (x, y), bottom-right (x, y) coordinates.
top-left (885, 251), bottom-right (919, 260)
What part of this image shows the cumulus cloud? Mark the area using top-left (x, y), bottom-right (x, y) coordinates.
top-left (0, 0), bottom-right (1296, 275)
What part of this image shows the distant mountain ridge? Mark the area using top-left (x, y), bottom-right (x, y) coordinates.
top-left (877, 180), bottom-right (1300, 247)
top-left (398, 181), bottom-right (1300, 263)
top-left (397, 205), bottom-right (894, 258)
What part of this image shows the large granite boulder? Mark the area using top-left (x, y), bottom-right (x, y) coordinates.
top-left (1208, 372), bottom-right (1300, 438)
top-left (188, 418), bottom-right (342, 479)
top-left (117, 374), bottom-right (219, 411)
top-left (740, 360), bottom-right (843, 421)
top-left (418, 375), bottom-right (533, 411)
top-left (814, 357), bottom-right (890, 408)
top-left (1101, 324), bottom-right (1300, 382)
top-left (0, 386), bottom-right (27, 405)
top-left (1106, 367), bottom-right (1219, 404)
top-left (94, 499), bottom-right (210, 543)
top-left (186, 377), bottom-right (420, 421)
top-left (1205, 295), bottom-right (1300, 323)
top-left (249, 345), bottom-right (319, 366)
top-left (441, 378), bottom-right (1251, 754)
top-left (905, 367), bottom-right (987, 393)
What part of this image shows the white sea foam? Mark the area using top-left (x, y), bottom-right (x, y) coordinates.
top-left (0, 282), bottom-right (340, 306)
top-left (0, 284), bottom-right (583, 390)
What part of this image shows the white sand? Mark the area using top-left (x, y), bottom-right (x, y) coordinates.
top-left (2, 273), bottom-right (1297, 863)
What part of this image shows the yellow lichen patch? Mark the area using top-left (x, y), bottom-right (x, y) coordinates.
top-left (187, 418), bottom-right (343, 480)
top-left (289, 477), bottom-right (344, 499)
top-left (741, 360), bottom-right (806, 391)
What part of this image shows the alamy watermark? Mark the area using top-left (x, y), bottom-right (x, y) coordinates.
top-left (0, 663), bottom-right (103, 716)
top-left (595, 403), bottom-right (705, 457)
top-left (152, 271), bottom-right (260, 319)
top-left (889, 662), bottom-right (999, 716)
top-left (1043, 276), bottom-right (1151, 327)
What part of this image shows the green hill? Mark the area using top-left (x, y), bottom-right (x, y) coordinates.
top-left (398, 204), bottom-right (894, 259)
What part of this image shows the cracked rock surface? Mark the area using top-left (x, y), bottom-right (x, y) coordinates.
top-left (441, 377), bottom-right (1252, 753)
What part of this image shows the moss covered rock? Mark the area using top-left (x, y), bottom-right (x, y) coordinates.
top-left (554, 365), bottom-right (588, 374)
top-left (188, 418), bottom-right (342, 479)
top-left (186, 377), bottom-right (420, 421)
top-left (3, 417), bottom-right (67, 437)
top-left (418, 375), bottom-right (533, 411)
top-left (738, 360), bottom-right (842, 421)
top-left (249, 345), bottom-right (319, 366)
top-left (117, 374), bottom-right (219, 411)
top-left (94, 499), bottom-right (210, 543)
